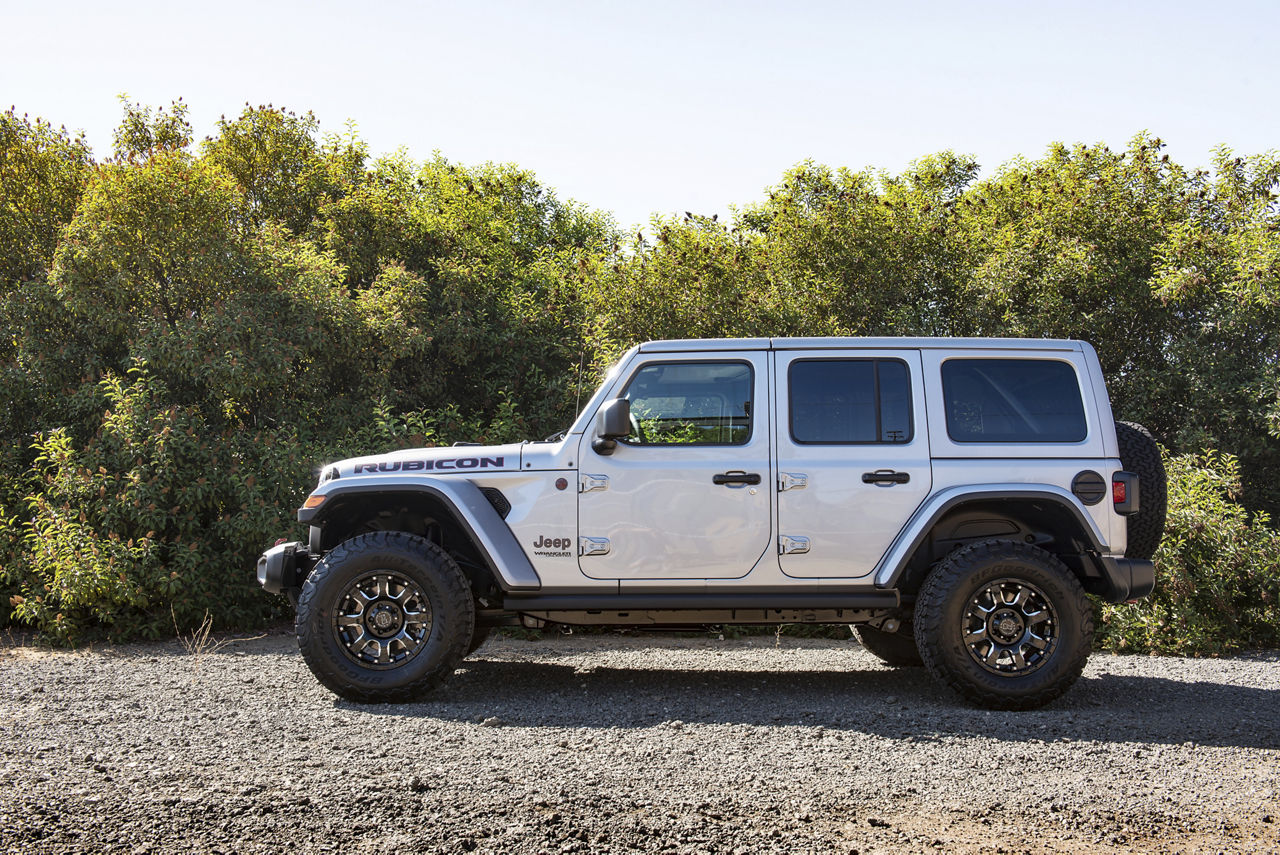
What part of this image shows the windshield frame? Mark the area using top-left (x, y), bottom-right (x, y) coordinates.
top-left (561, 346), bottom-right (638, 438)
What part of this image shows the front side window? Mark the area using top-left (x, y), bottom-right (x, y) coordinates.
top-left (942, 358), bottom-right (1086, 443)
top-left (621, 361), bottom-right (752, 445)
top-left (789, 359), bottom-right (913, 444)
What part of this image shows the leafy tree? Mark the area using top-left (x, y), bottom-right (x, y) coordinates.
top-left (111, 96), bottom-right (192, 162)
top-left (51, 152), bottom-right (245, 337)
top-left (7, 367), bottom-right (306, 642)
top-left (3, 97), bottom-right (1278, 651)
top-left (202, 104), bottom-right (329, 234)
top-left (0, 108), bottom-right (93, 288)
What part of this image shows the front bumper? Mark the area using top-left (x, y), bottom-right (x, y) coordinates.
top-left (256, 541), bottom-right (312, 595)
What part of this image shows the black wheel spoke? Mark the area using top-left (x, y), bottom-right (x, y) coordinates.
top-left (331, 567), bottom-right (433, 670)
top-left (960, 576), bottom-right (1059, 677)
top-left (1026, 609), bottom-right (1051, 626)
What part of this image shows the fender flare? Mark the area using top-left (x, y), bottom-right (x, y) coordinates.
top-left (298, 475), bottom-right (541, 592)
top-left (873, 484), bottom-right (1109, 589)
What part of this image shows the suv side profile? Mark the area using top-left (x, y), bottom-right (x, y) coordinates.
top-left (258, 338), bottom-right (1164, 710)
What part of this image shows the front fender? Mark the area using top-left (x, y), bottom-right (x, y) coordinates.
top-left (299, 475), bottom-right (541, 592)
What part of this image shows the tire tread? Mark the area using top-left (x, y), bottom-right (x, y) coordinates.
top-left (1115, 421), bottom-right (1167, 561)
top-left (855, 623), bottom-right (924, 667)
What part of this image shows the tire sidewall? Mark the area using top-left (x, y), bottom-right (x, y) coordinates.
top-left (297, 534), bottom-right (472, 700)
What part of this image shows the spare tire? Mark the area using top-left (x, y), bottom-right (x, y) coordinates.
top-left (1115, 421), bottom-right (1167, 560)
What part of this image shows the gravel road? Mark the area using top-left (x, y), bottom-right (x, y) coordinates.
top-left (2, 630), bottom-right (1278, 854)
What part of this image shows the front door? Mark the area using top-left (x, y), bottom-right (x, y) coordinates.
top-left (576, 354), bottom-right (773, 580)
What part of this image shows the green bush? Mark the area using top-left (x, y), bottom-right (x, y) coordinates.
top-left (1097, 451), bottom-right (1280, 655)
top-left (4, 367), bottom-right (310, 642)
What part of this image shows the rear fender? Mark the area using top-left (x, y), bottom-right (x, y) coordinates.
top-left (874, 484), bottom-right (1109, 590)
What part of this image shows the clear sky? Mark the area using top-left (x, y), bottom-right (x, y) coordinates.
top-left (4, 0), bottom-right (1277, 229)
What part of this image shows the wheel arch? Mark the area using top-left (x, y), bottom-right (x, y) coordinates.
top-left (300, 477), bottom-right (541, 594)
top-left (875, 486), bottom-right (1110, 598)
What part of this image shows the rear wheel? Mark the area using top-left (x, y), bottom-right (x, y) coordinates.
top-left (855, 622), bottom-right (923, 667)
top-left (296, 531), bottom-right (474, 703)
top-left (466, 624), bottom-right (492, 656)
top-left (915, 540), bottom-right (1093, 710)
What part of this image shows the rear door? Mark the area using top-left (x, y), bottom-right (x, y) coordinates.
top-left (774, 349), bottom-right (932, 579)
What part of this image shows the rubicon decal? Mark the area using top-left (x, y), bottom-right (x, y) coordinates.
top-left (353, 456), bottom-right (505, 474)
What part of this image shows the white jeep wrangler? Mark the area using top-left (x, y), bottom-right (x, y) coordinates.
top-left (258, 338), bottom-right (1165, 710)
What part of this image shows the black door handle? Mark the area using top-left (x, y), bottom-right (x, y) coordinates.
top-left (862, 470), bottom-right (910, 485)
top-left (713, 471), bottom-right (762, 486)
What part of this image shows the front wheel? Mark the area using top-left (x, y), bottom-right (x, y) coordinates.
top-left (914, 540), bottom-right (1093, 710)
top-left (296, 532), bottom-right (474, 703)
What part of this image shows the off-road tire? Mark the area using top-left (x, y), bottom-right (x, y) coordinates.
top-left (466, 625), bottom-right (492, 657)
top-left (1115, 421), bottom-right (1166, 561)
top-left (296, 531), bottom-right (474, 703)
top-left (914, 540), bottom-right (1093, 711)
top-left (855, 623), bottom-right (924, 667)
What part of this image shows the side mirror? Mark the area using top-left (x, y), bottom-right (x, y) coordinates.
top-left (592, 398), bottom-right (631, 455)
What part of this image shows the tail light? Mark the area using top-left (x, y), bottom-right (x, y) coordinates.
top-left (1112, 471), bottom-right (1139, 515)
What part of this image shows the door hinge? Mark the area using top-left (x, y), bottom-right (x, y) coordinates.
top-left (778, 535), bottom-right (810, 555)
top-left (579, 536), bottom-right (611, 556)
top-left (778, 472), bottom-right (808, 492)
top-left (579, 473), bottom-right (610, 493)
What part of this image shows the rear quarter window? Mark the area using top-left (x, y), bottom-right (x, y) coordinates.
top-left (941, 358), bottom-right (1087, 443)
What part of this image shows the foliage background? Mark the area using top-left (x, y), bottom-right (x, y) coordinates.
top-left (1, 101), bottom-right (1277, 652)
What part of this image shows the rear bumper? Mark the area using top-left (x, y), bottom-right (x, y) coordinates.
top-left (1095, 556), bottom-right (1156, 603)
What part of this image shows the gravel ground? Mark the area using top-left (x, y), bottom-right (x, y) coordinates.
top-left (2, 630), bottom-right (1278, 854)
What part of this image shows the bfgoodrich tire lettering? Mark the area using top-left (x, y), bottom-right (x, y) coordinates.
top-left (296, 531), bottom-right (474, 703)
top-left (914, 540), bottom-right (1093, 711)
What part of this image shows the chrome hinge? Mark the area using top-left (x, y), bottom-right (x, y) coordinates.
top-left (778, 472), bottom-right (808, 492)
top-left (579, 536), bottom-right (611, 556)
top-left (778, 535), bottom-right (810, 555)
top-left (580, 473), bottom-right (610, 493)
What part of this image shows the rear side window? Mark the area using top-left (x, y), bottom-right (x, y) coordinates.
top-left (789, 359), bottom-right (913, 444)
top-left (942, 359), bottom-right (1086, 443)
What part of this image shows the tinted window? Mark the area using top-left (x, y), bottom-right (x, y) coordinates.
top-left (942, 359), bottom-right (1086, 443)
top-left (789, 359), bottom-right (913, 444)
top-left (621, 361), bottom-right (752, 445)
